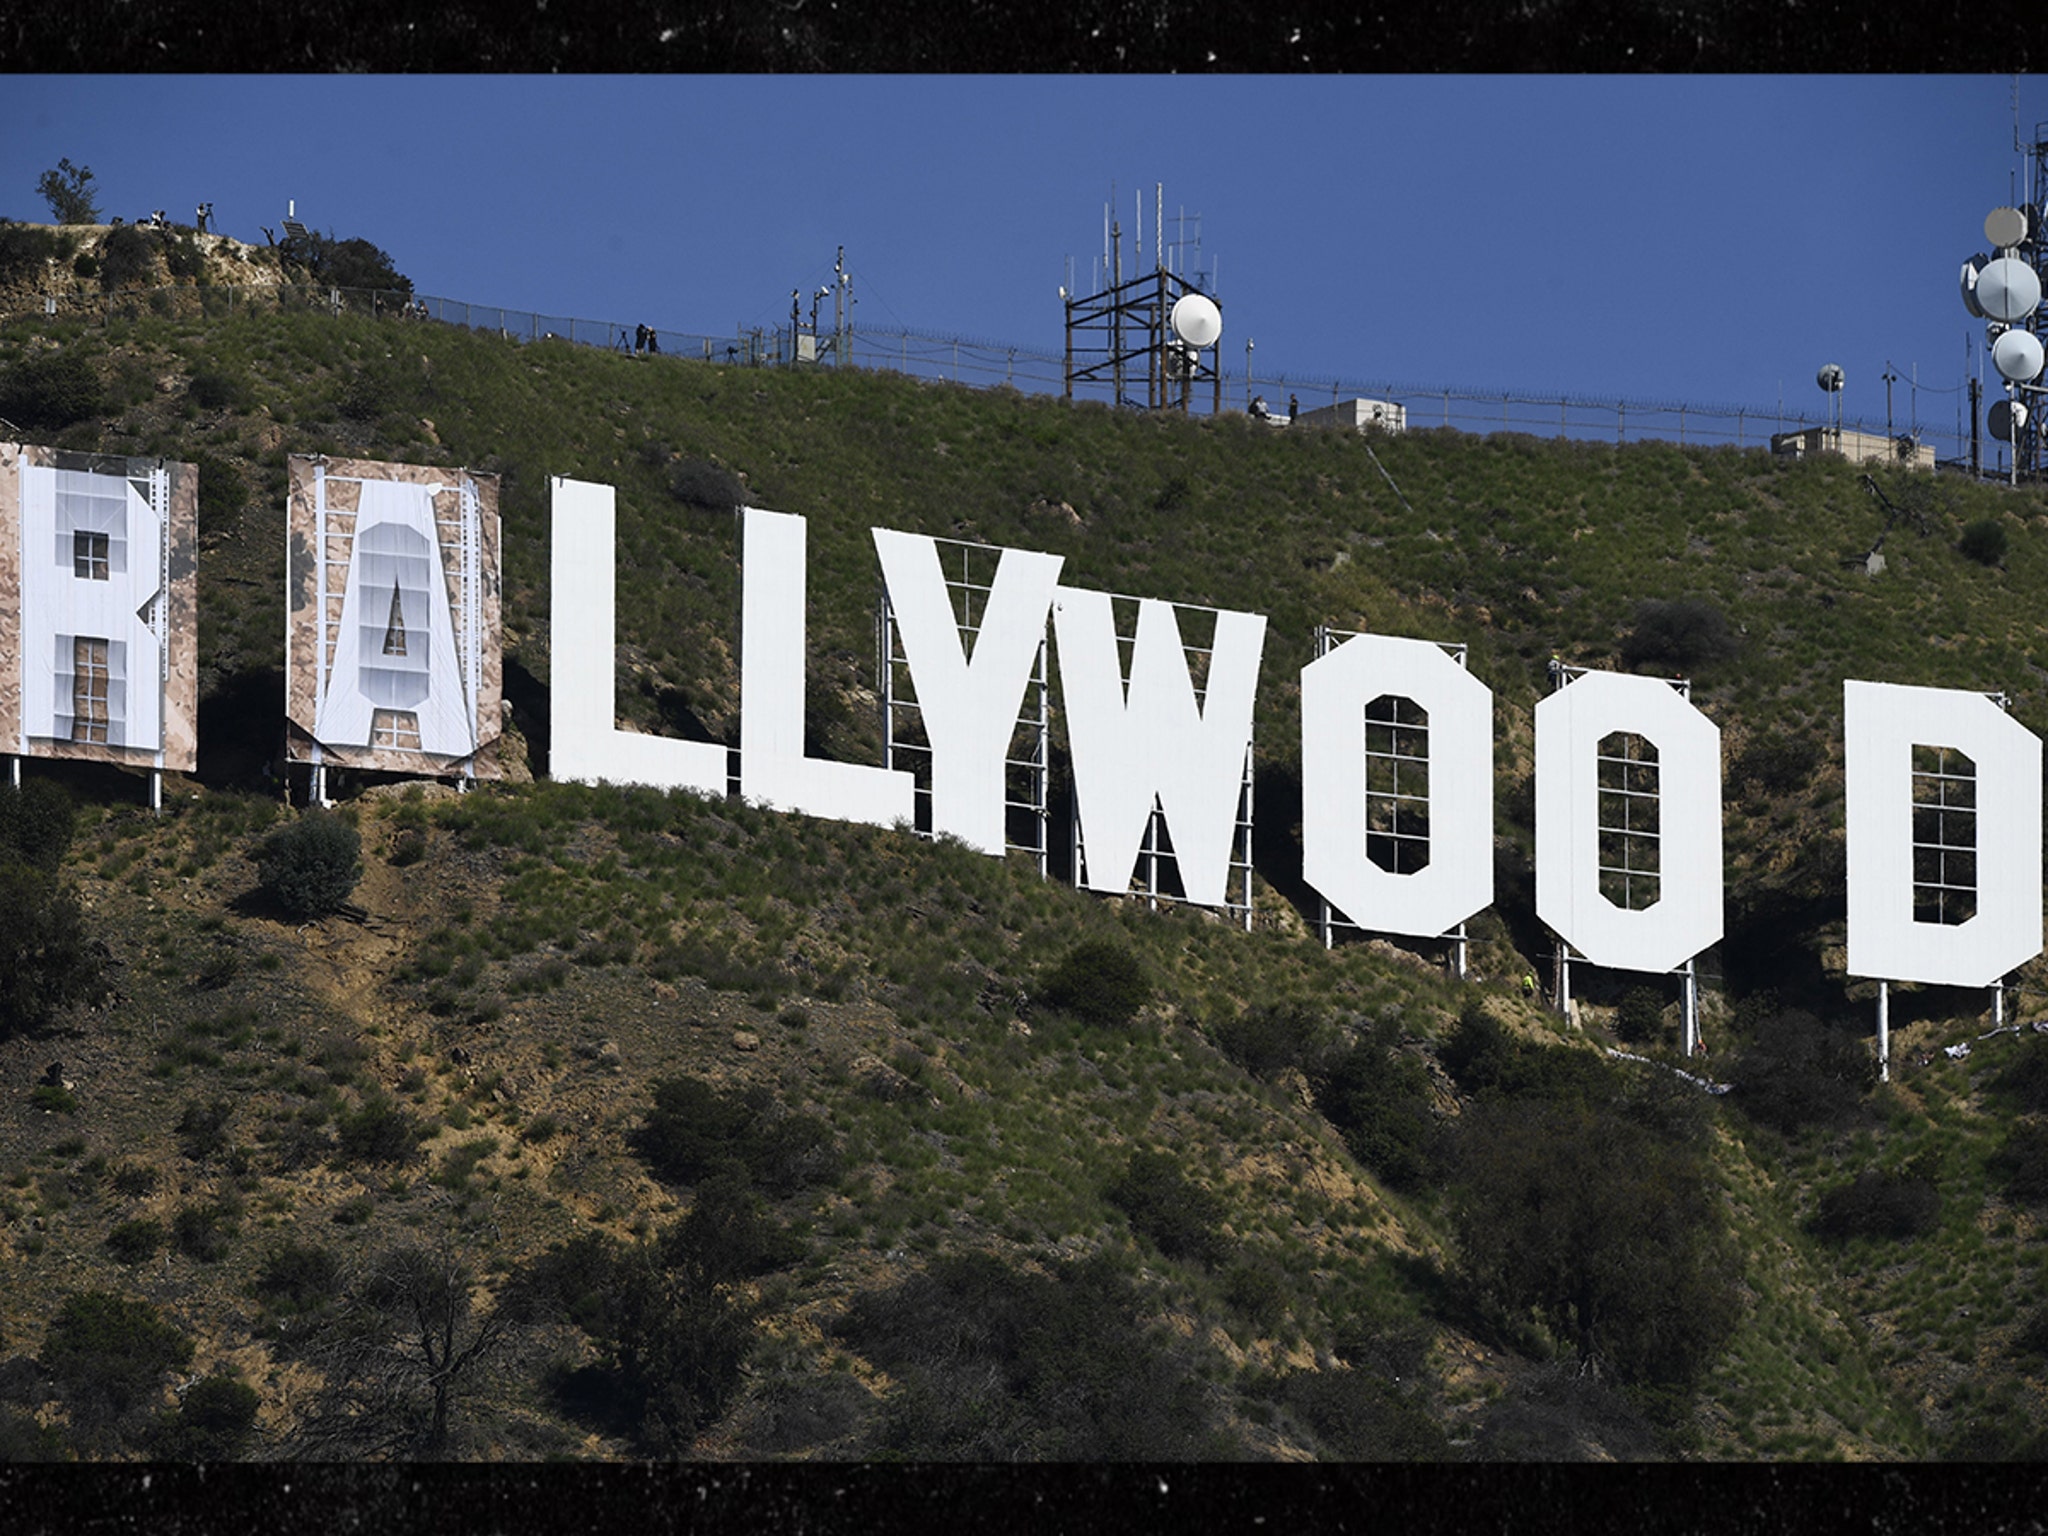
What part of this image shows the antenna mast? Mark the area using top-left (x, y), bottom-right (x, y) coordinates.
top-left (1062, 181), bottom-right (1225, 416)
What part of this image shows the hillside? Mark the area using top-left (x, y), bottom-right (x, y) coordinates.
top-left (3, 276), bottom-right (2048, 1462)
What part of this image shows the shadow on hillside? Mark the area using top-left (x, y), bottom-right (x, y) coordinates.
top-left (196, 668), bottom-right (283, 792)
top-left (504, 653), bottom-right (552, 778)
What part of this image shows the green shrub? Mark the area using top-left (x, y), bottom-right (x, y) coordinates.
top-left (1451, 1096), bottom-right (1741, 1387)
top-left (0, 863), bottom-right (107, 1038)
top-left (0, 350), bottom-right (102, 429)
top-left (29, 1084), bottom-right (77, 1115)
top-left (0, 779), bottom-right (76, 872)
top-left (254, 810), bottom-right (362, 919)
top-left (174, 1097), bottom-right (234, 1161)
top-left (1728, 1005), bottom-right (1874, 1135)
top-left (277, 229), bottom-right (411, 295)
top-left (191, 450), bottom-right (247, 538)
top-left (1280, 1366), bottom-right (1450, 1459)
top-left (107, 1162), bottom-right (160, 1199)
top-left (836, 1250), bottom-right (1236, 1459)
top-left (667, 458), bottom-right (746, 511)
top-left (1619, 598), bottom-right (1740, 670)
top-left (1311, 1025), bottom-right (1439, 1191)
top-left (171, 1202), bottom-right (235, 1263)
top-left (1732, 731), bottom-right (1823, 796)
top-left (104, 1219), bottom-right (164, 1265)
top-left (163, 234), bottom-right (204, 281)
top-left (0, 220), bottom-right (61, 282)
top-left (252, 1240), bottom-right (343, 1318)
top-left (40, 1291), bottom-right (193, 1436)
top-left (668, 1170), bottom-right (806, 1288)
top-left (1105, 1148), bottom-right (1229, 1265)
top-left (1810, 1169), bottom-right (1940, 1241)
top-left (632, 1076), bottom-right (838, 1195)
top-left (1213, 1001), bottom-right (1325, 1079)
top-left (1037, 939), bottom-right (1149, 1026)
top-left (1959, 517), bottom-right (2009, 567)
top-left (1990, 1120), bottom-right (2048, 1205)
top-left (520, 1228), bottom-right (758, 1454)
top-left (97, 225), bottom-right (155, 289)
top-left (336, 369), bottom-right (389, 422)
top-left (1439, 1003), bottom-right (1513, 1094)
top-left (334, 1092), bottom-right (424, 1165)
top-left (187, 366), bottom-right (250, 412)
top-left (151, 1374), bottom-right (260, 1460)
top-left (1614, 987), bottom-right (1665, 1046)
top-left (1994, 1038), bottom-right (2048, 1114)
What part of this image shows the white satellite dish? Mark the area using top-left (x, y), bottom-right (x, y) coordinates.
top-left (1986, 206), bottom-right (2030, 250)
top-left (1817, 364), bottom-right (1845, 392)
top-left (1961, 257), bottom-right (1987, 319)
top-left (1990, 397), bottom-right (2028, 442)
top-left (1993, 327), bottom-right (2045, 384)
top-left (1169, 293), bottom-right (1222, 349)
top-left (1975, 256), bottom-right (2042, 324)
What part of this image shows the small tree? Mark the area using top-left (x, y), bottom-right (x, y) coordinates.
top-left (289, 1240), bottom-right (516, 1458)
top-left (36, 158), bottom-right (99, 225)
top-left (255, 810), bottom-right (361, 919)
top-left (0, 863), bottom-right (107, 1038)
top-left (40, 1291), bottom-right (193, 1448)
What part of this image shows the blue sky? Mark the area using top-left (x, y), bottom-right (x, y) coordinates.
top-left (2, 75), bottom-right (2042, 434)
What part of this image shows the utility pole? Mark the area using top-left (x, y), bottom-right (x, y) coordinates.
top-left (1882, 362), bottom-right (1898, 444)
top-left (1971, 376), bottom-right (1982, 477)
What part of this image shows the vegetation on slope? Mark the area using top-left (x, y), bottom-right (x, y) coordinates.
top-left (2, 291), bottom-right (2048, 1460)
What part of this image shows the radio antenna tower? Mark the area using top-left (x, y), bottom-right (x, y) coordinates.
top-left (1060, 182), bottom-right (1225, 414)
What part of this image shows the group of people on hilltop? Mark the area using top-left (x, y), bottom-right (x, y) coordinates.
top-left (631, 323), bottom-right (661, 355)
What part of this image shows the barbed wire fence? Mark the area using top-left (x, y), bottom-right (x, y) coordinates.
top-left (48, 279), bottom-right (1995, 471)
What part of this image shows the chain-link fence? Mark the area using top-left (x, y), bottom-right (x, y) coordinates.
top-left (35, 279), bottom-right (1997, 472)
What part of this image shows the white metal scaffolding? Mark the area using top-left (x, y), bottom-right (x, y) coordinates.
top-left (877, 537), bottom-right (1052, 874)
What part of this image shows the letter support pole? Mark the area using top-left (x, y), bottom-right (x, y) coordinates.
top-left (1877, 981), bottom-right (1890, 1084)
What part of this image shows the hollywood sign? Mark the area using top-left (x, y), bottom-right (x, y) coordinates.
top-left (547, 479), bottom-right (2045, 995)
